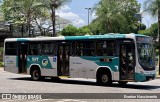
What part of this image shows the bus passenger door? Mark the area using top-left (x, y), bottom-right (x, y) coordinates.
top-left (18, 44), bottom-right (28, 73)
top-left (57, 45), bottom-right (70, 76)
top-left (119, 44), bottom-right (135, 80)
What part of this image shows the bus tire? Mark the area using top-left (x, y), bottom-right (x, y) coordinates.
top-left (31, 68), bottom-right (42, 81)
top-left (97, 72), bottom-right (112, 86)
top-left (118, 81), bottom-right (128, 86)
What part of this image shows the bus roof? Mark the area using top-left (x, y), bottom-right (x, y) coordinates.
top-left (5, 33), bottom-right (150, 42)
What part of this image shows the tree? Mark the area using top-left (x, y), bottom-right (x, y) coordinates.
top-left (138, 29), bottom-right (150, 35)
top-left (78, 26), bottom-right (92, 35)
top-left (90, 19), bottom-right (102, 35)
top-left (61, 25), bottom-right (78, 36)
top-left (40, 0), bottom-right (71, 37)
top-left (32, 8), bottom-right (50, 36)
top-left (144, 0), bottom-right (160, 74)
top-left (1, 0), bottom-right (71, 37)
top-left (138, 23), bottom-right (158, 36)
top-left (92, 0), bottom-right (140, 34)
top-left (1, 0), bottom-right (47, 37)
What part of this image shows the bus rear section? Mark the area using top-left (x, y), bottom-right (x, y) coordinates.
top-left (4, 40), bottom-right (28, 74)
top-left (4, 41), bottom-right (19, 74)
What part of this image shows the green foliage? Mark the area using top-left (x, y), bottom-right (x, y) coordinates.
top-left (0, 62), bottom-right (4, 67)
top-left (0, 0), bottom-right (71, 36)
top-left (138, 29), bottom-right (150, 35)
top-left (150, 23), bottom-right (158, 36)
top-left (143, 0), bottom-right (160, 51)
top-left (138, 23), bottom-right (159, 50)
top-left (0, 47), bottom-right (3, 54)
top-left (78, 26), bottom-right (92, 35)
top-left (144, 0), bottom-right (160, 16)
top-left (61, 25), bottom-right (93, 36)
top-left (40, 0), bottom-right (71, 9)
top-left (1, 0), bottom-right (45, 22)
top-left (61, 25), bottom-right (78, 36)
top-left (0, 47), bottom-right (3, 63)
top-left (0, 0), bottom-right (50, 37)
top-left (0, 47), bottom-right (3, 55)
top-left (138, 23), bottom-right (158, 36)
top-left (90, 19), bottom-right (102, 35)
top-left (91, 0), bottom-right (140, 34)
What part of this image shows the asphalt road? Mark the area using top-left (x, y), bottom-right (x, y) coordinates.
top-left (0, 68), bottom-right (160, 102)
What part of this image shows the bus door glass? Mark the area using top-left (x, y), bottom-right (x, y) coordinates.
top-left (57, 44), bottom-right (70, 76)
top-left (18, 43), bottom-right (28, 73)
top-left (119, 42), bottom-right (135, 80)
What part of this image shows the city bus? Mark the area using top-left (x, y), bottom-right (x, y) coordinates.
top-left (3, 33), bottom-right (156, 86)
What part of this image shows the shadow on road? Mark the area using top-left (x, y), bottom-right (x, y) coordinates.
top-left (8, 77), bottom-right (160, 90)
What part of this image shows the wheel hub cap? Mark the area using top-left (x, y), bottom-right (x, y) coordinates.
top-left (102, 75), bottom-right (108, 83)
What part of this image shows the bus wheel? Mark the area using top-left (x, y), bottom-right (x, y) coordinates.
top-left (97, 72), bottom-right (112, 86)
top-left (31, 68), bottom-right (41, 81)
top-left (118, 81), bottom-right (128, 86)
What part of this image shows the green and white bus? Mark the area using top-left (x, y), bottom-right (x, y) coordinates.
top-left (4, 34), bottom-right (156, 85)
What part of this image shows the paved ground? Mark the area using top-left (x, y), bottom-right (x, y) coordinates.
top-left (0, 69), bottom-right (160, 102)
top-left (0, 68), bottom-right (3, 72)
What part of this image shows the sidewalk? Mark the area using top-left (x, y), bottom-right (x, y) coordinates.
top-left (156, 74), bottom-right (160, 79)
top-left (0, 67), bottom-right (4, 71)
top-left (156, 66), bottom-right (160, 78)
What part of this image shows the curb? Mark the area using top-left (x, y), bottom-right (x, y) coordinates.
top-left (156, 76), bottom-right (160, 79)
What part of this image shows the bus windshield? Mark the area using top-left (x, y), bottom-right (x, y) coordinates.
top-left (137, 42), bottom-right (155, 68)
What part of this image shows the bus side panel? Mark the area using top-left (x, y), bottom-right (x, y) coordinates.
top-left (70, 57), bottom-right (98, 79)
top-left (70, 56), bottom-right (120, 80)
top-left (27, 56), bottom-right (58, 77)
top-left (4, 56), bottom-right (18, 74)
top-left (41, 56), bottom-right (57, 77)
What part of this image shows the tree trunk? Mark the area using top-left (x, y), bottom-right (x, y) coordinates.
top-left (34, 17), bottom-right (43, 36)
top-left (27, 12), bottom-right (31, 37)
top-left (21, 24), bottom-right (24, 37)
top-left (51, 6), bottom-right (56, 37)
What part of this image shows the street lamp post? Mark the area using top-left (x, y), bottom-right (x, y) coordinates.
top-left (158, 9), bottom-right (160, 75)
top-left (142, 17), bottom-right (149, 29)
top-left (134, 13), bottom-right (142, 32)
top-left (85, 8), bottom-right (91, 27)
top-left (142, 17), bottom-right (150, 37)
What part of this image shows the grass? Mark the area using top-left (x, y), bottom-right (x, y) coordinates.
top-left (0, 62), bottom-right (4, 67)
top-left (157, 71), bottom-right (160, 76)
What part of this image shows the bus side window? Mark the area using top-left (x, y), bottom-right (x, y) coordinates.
top-left (107, 42), bottom-right (115, 56)
top-left (71, 41), bottom-right (76, 56)
top-left (29, 49), bottom-right (33, 55)
top-left (33, 49), bottom-right (38, 55)
top-left (29, 43), bottom-right (41, 55)
top-left (96, 40), bottom-right (115, 56)
top-left (5, 42), bottom-right (17, 55)
top-left (42, 42), bottom-right (56, 55)
top-left (97, 41), bottom-right (106, 56)
top-left (76, 41), bottom-right (95, 56)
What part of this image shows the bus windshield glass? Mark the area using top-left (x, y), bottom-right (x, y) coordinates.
top-left (136, 37), bottom-right (155, 68)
